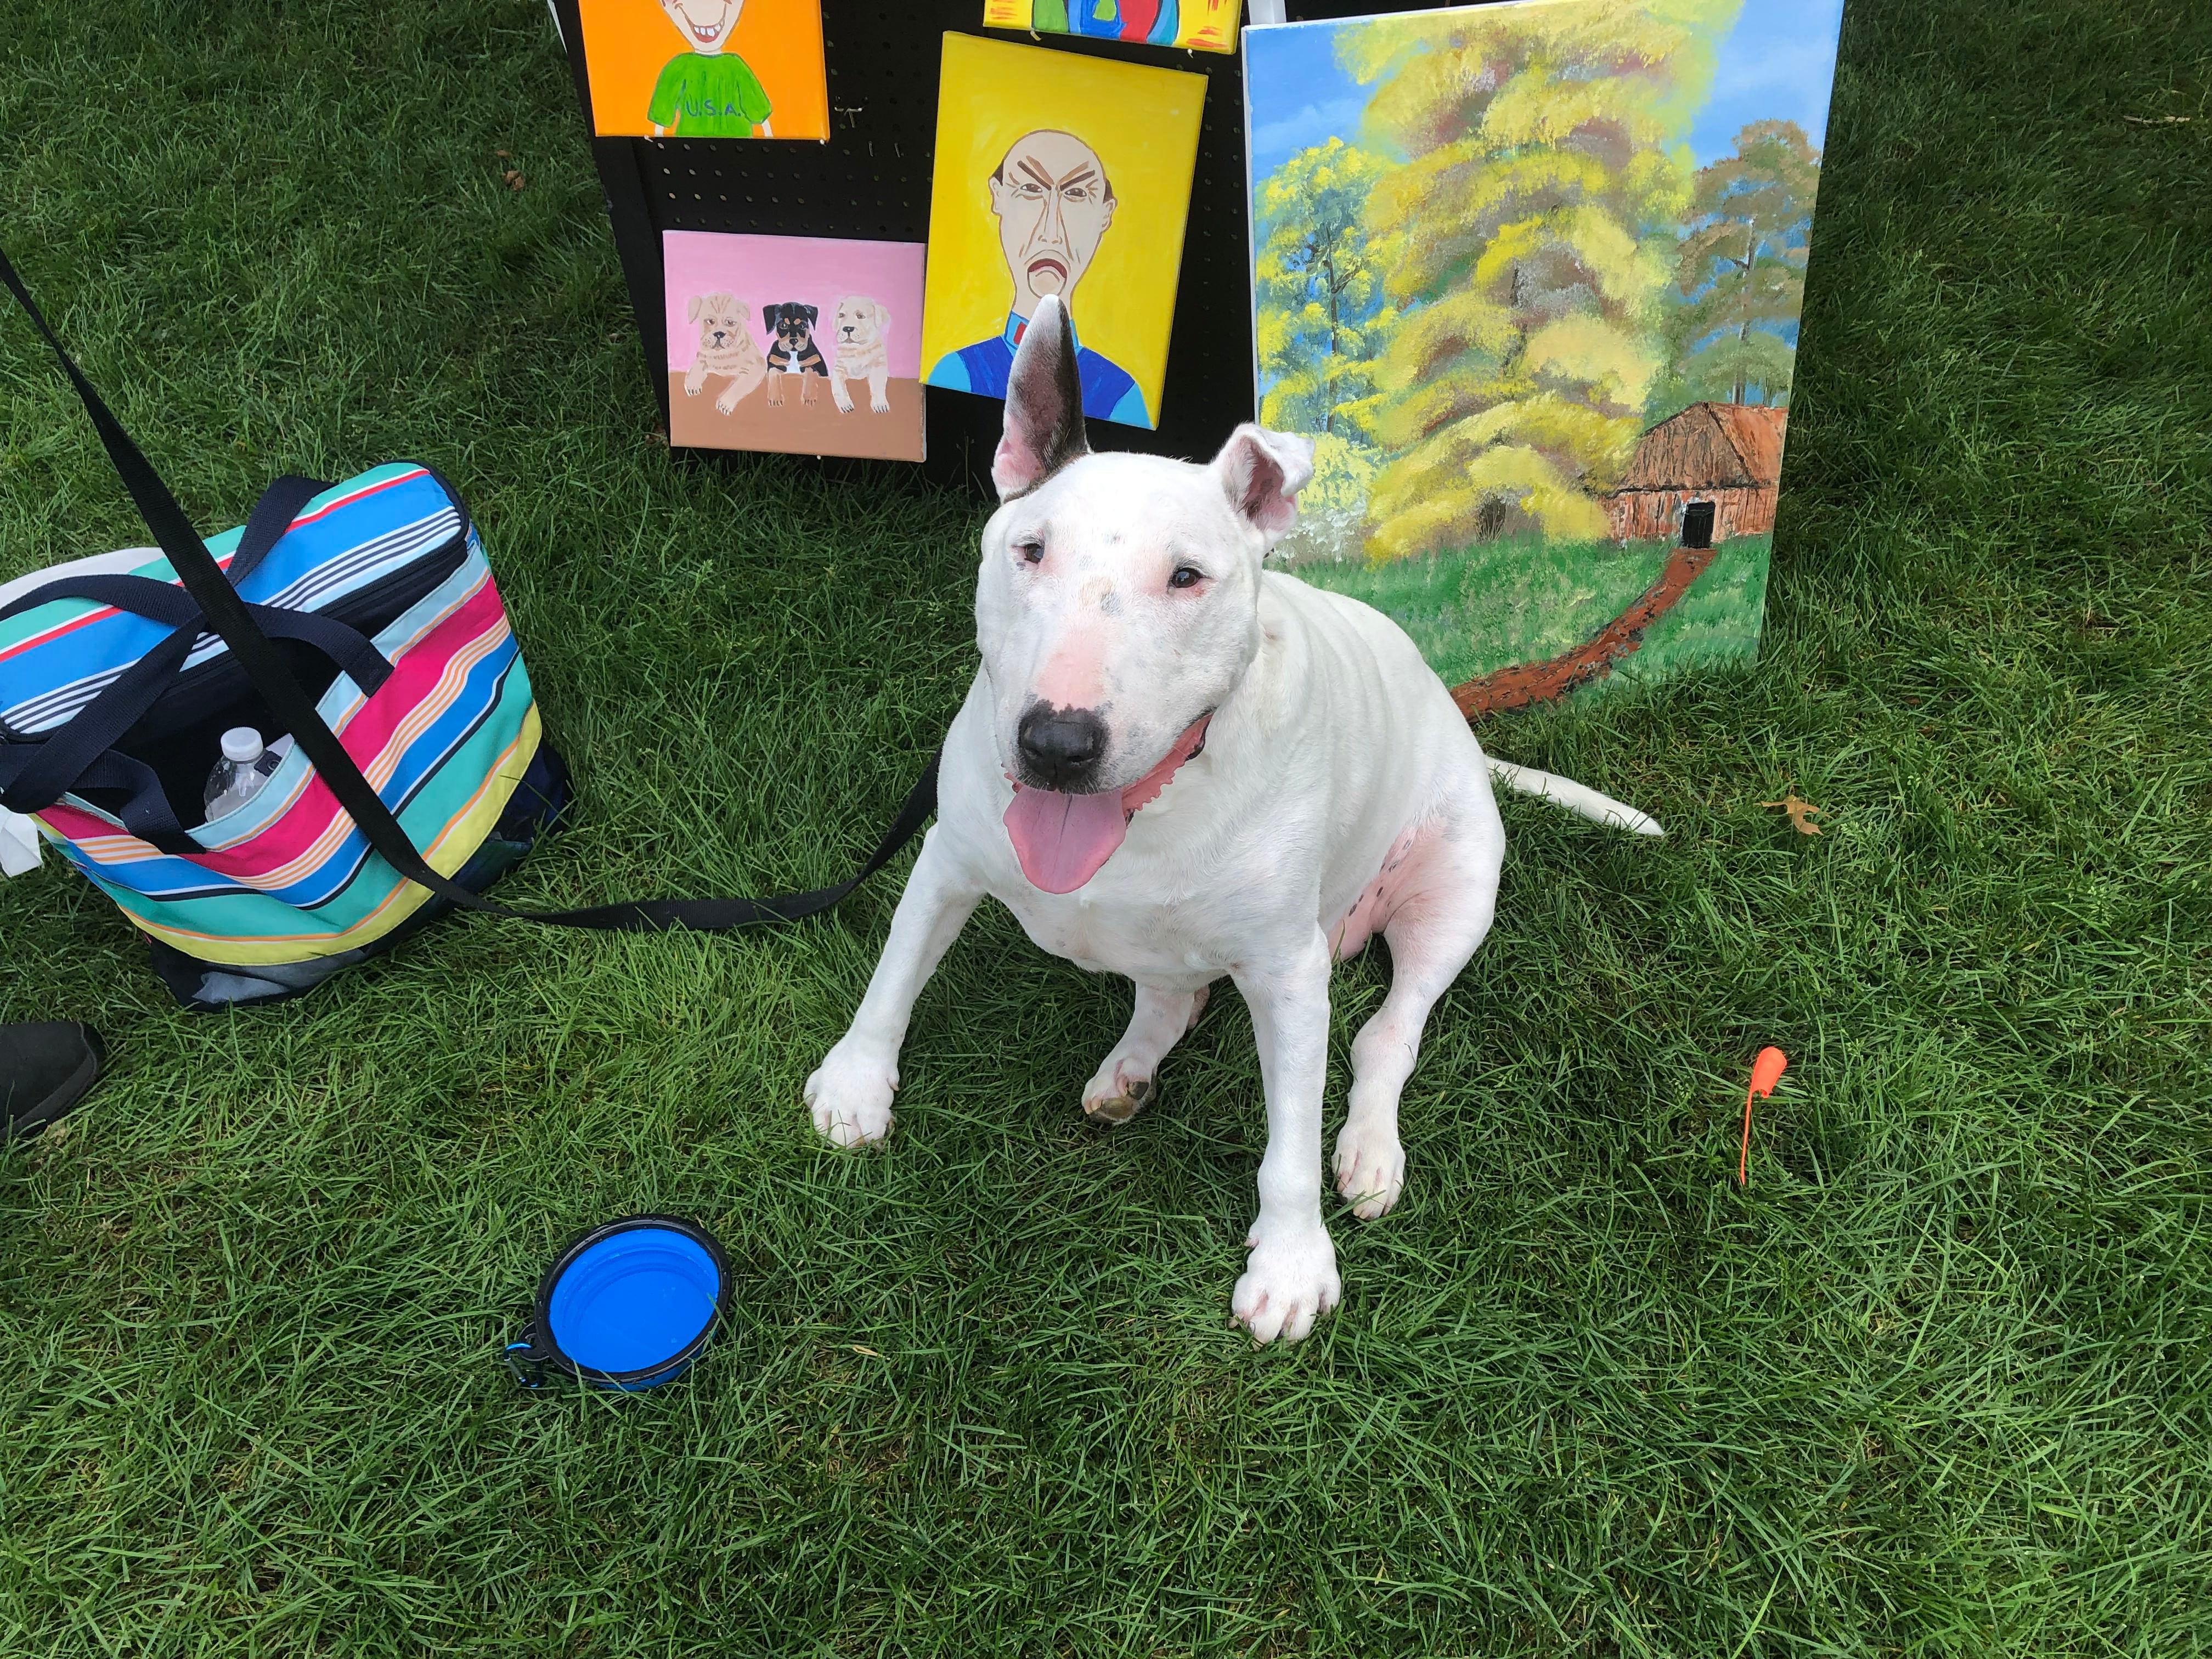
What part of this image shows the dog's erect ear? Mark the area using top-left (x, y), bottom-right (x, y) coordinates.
top-left (1212, 424), bottom-right (1314, 541)
top-left (992, 295), bottom-right (1088, 500)
top-left (803, 304), bottom-right (819, 326)
top-left (688, 295), bottom-right (706, 323)
top-left (761, 304), bottom-right (777, 331)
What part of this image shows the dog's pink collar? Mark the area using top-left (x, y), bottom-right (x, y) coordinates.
top-left (1114, 713), bottom-right (1211, 818)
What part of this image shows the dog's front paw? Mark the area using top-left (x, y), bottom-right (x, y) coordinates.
top-left (714, 393), bottom-right (740, 413)
top-left (804, 1044), bottom-right (898, 1148)
top-left (869, 394), bottom-right (890, 413)
top-left (1231, 1223), bottom-right (1340, 1345)
top-left (1333, 1118), bottom-right (1406, 1220)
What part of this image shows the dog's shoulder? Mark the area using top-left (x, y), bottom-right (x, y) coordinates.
top-left (1262, 569), bottom-right (1437, 683)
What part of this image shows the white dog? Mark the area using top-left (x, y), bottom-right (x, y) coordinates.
top-left (805, 297), bottom-right (1662, 1345)
top-left (827, 295), bottom-right (892, 414)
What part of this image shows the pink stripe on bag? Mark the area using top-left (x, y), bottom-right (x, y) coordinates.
top-left (189, 585), bottom-right (514, 881)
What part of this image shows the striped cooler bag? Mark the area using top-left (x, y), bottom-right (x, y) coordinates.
top-left (1, 249), bottom-right (939, 1009)
top-left (1, 462), bottom-right (571, 1008)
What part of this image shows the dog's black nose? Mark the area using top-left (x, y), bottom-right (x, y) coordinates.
top-left (1017, 705), bottom-right (1109, 790)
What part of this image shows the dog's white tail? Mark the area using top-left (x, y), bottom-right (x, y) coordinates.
top-left (1486, 759), bottom-right (1665, 838)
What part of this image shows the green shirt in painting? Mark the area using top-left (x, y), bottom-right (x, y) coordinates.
top-left (646, 52), bottom-right (771, 137)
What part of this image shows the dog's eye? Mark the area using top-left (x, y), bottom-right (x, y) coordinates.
top-left (1015, 539), bottom-right (1045, 565)
top-left (1169, 565), bottom-right (1205, 590)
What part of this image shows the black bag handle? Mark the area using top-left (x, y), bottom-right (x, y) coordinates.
top-left (0, 573), bottom-right (394, 690)
top-left (0, 469), bottom-right (364, 832)
top-left (0, 473), bottom-right (331, 636)
top-left (0, 561), bottom-right (396, 825)
top-left (228, 475), bottom-right (332, 585)
top-left (0, 627), bottom-right (201, 828)
top-left (1, 246), bottom-right (936, 931)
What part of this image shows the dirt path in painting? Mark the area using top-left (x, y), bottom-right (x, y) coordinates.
top-left (1451, 544), bottom-right (1717, 721)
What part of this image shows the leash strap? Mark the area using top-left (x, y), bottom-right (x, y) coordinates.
top-left (0, 245), bottom-right (935, 932)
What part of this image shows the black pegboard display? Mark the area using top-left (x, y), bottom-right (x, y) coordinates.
top-left (549, 0), bottom-right (1444, 493)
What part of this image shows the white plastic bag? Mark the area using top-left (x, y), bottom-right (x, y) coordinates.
top-left (1, 805), bottom-right (40, 877)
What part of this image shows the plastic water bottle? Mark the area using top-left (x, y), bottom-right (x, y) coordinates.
top-left (202, 727), bottom-right (294, 820)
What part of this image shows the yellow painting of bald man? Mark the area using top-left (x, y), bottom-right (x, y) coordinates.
top-left (921, 35), bottom-right (1205, 431)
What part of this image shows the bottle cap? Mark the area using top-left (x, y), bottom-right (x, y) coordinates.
top-left (220, 727), bottom-right (264, 764)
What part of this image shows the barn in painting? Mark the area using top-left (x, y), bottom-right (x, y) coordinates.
top-left (1607, 403), bottom-right (1789, 544)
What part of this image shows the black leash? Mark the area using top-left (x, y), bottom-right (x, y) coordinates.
top-left (0, 245), bottom-right (936, 932)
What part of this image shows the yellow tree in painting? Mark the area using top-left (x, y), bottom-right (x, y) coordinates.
top-left (1347, 0), bottom-right (1740, 558)
top-left (1254, 138), bottom-right (1400, 543)
top-left (1255, 138), bottom-right (1399, 442)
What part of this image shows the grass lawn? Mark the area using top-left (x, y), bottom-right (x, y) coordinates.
top-left (3, 1), bottom-right (2209, 1653)
top-left (1285, 532), bottom-right (1773, 692)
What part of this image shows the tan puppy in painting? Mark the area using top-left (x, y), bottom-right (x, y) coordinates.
top-left (828, 295), bottom-right (893, 414)
top-left (683, 293), bottom-right (766, 413)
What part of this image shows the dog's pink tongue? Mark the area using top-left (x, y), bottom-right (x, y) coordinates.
top-left (1003, 787), bottom-right (1128, 894)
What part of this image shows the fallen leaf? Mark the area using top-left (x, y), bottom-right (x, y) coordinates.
top-left (1758, 792), bottom-right (1824, 836)
top-left (496, 148), bottom-right (512, 158)
top-left (504, 170), bottom-right (526, 191)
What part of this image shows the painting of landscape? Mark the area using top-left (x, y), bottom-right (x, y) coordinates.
top-left (1243, 0), bottom-right (1842, 712)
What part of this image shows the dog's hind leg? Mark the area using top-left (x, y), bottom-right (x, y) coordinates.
top-left (1333, 804), bottom-right (1504, 1220)
top-left (1081, 981), bottom-right (1212, 1125)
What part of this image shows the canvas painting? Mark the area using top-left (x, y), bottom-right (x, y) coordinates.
top-left (577, 0), bottom-right (828, 141)
top-left (1245, 0), bottom-right (1842, 713)
top-left (982, 0), bottom-right (1243, 56)
top-left (922, 35), bottom-right (1207, 431)
top-left (664, 232), bottom-right (927, 461)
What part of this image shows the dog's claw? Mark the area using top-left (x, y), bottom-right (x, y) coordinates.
top-left (1084, 1076), bottom-right (1153, 1126)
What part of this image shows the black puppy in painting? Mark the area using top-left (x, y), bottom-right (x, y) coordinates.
top-left (763, 303), bottom-right (830, 407)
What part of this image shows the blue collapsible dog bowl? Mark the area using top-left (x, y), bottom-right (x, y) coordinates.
top-left (504, 1215), bottom-right (731, 1391)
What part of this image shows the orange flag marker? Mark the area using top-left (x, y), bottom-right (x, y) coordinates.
top-left (1740, 1047), bottom-right (1788, 1186)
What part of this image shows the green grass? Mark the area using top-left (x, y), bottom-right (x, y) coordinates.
top-left (3, 1), bottom-right (2210, 1653)
top-left (1285, 532), bottom-right (1773, 690)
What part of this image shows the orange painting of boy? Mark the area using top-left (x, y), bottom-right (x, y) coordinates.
top-left (648, 0), bottom-right (774, 137)
top-left (576, 0), bottom-right (827, 142)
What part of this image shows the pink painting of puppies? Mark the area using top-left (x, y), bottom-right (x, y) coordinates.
top-left (663, 230), bottom-right (926, 461)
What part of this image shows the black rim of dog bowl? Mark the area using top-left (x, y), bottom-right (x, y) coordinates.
top-left (505, 1214), bottom-right (732, 1390)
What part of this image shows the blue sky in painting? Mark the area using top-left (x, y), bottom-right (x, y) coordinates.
top-left (1245, 0), bottom-right (1844, 187)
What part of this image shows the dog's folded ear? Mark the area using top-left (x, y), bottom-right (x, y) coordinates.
top-left (993, 295), bottom-right (1088, 500)
top-left (762, 304), bottom-right (778, 331)
top-left (688, 295), bottom-right (706, 323)
top-left (803, 304), bottom-right (819, 325)
top-left (1213, 425), bottom-right (1315, 541)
